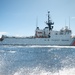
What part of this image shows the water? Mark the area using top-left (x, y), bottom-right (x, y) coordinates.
top-left (0, 45), bottom-right (75, 75)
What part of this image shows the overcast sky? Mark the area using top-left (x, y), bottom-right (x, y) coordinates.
top-left (0, 0), bottom-right (75, 37)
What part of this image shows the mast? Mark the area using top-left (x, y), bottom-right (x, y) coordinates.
top-left (46, 11), bottom-right (54, 30)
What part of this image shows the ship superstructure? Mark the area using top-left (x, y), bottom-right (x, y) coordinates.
top-left (35, 11), bottom-right (54, 38)
top-left (0, 11), bottom-right (75, 46)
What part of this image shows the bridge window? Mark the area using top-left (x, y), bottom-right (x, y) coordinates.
top-left (55, 33), bottom-right (58, 35)
top-left (60, 33), bottom-right (63, 35)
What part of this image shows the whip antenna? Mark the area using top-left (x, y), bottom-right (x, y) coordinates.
top-left (69, 16), bottom-right (70, 29)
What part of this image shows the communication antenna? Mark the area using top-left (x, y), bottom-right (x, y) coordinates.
top-left (36, 17), bottom-right (38, 28)
top-left (65, 19), bottom-right (66, 27)
top-left (69, 16), bottom-right (70, 29)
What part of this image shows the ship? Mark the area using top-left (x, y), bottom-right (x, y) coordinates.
top-left (0, 11), bottom-right (75, 46)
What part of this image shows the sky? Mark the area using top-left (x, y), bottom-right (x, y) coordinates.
top-left (0, 0), bottom-right (75, 37)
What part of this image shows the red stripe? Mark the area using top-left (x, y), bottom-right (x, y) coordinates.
top-left (72, 41), bottom-right (75, 46)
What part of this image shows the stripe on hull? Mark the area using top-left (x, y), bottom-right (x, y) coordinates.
top-left (72, 40), bottom-right (75, 46)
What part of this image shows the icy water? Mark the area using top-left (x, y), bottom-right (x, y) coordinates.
top-left (0, 45), bottom-right (75, 75)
